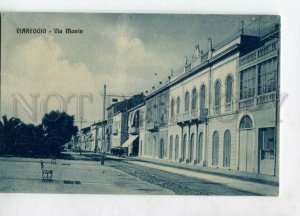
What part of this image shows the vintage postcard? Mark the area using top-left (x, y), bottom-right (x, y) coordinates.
top-left (0, 13), bottom-right (280, 196)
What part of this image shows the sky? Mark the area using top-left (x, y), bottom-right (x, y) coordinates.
top-left (0, 13), bottom-right (279, 126)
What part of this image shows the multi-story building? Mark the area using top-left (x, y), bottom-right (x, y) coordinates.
top-left (123, 102), bottom-right (145, 156)
top-left (111, 111), bottom-right (129, 149)
top-left (91, 121), bottom-right (107, 153)
top-left (106, 93), bottom-right (145, 152)
top-left (140, 25), bottom-right (280, 176)
top-left (79, 126), bottom-right (93, 151)
top-left (143, 86), bottom-right (170, 159)
top-left (237, 27), bottom-right (279, 176)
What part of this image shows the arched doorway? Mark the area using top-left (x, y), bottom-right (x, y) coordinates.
top-left (212, 131), bottom-right (219, 166)
top-left (239, 115), bottom-right (254, 172)
top-left (182, 134), bottom-right (187, 161)
top-left (223, 130), bottom-right (231, 167)
top-left (159, 138), bottom-right (164, 159)
top-left (198, 133), bottom-right (203, 163)
top-left (175, 135), bottom-right (179, 160)
top-left (189, 133), bottom-right (195, 163)
top-left (169, 136), bottom-right (173, 160)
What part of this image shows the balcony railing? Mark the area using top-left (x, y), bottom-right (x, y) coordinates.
top-left (257, 91), bottom-right (276, 104)
top-left (240, 40), bottom-right (278, 66)
top-left (175, 108), bottom-right (208, 123)
top-left (199, 108), bottom-right (208, 121)
top-left (239, 92), bottom-right (277, 109)
top-left (128, 126), bottom-right (139, 135)
top-left (214, 106), bottom-right (221, 115)
top-left (190, 109), bottom-right (199, 119)
top-left (112, 128), bottom-right (118, 135)
top-left (225, 101), bottom-right (232, 112)
top-left (146, 122), bottom-right (159, 132)
top-left (239, 98), bottom-right (255, 108)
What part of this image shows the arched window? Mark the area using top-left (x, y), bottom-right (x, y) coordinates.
top-left (169, 136), bottom-right (173, 160)
top-left (191, 88), bottom-right (198, 110)
top-left (159, 138), bottom-right (164, 159)
top-left (212, 131), bottom-right (219, 166)
top-left (182, 134), bottom-right (187, 160)
top-left (133, 111), bottom-right (139, 127)
top-left (200, 85), bottom-right (206, 115)
top-left (175, 135), bottom-right (179, 160)
top-left (184, 92), bottom-right (190, 112)
top-left (223, 130), bottom-right (231, 167)
top-left (176, 97), bottom-right (181, 114)
top-left (198, 133), bottom-right (203, 162)
top-left (226, 76), bottom-right (233, 103)
top-left (190, 133), bottom-right (195, 162)
top-left (239, 115), bottom-right (253, 129)
top-left (170, 98), bottom-right (175, 118)
top-left (215, 81), bottom-right (221, 108)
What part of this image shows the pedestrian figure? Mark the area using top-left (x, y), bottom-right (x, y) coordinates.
top-left (101, 153), bottom-right (105, 166)
top-left (79, 147), bottom-right (82, 155)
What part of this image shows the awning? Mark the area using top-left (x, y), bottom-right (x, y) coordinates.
top-left (122, 135), bottom-right (139, 148)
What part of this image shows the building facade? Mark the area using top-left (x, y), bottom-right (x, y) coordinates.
top-left (139, 25), bottom-right (280, 176)
top-left (123, 103), bottom-right (145, 156)
top-left (106, 93), bottom-right (145, 152)
top-left (143, 88), bottom-right (170, 159)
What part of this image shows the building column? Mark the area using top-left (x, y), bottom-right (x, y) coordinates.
top-left (203, 122), bottom-right (209, 167)
top-left (186, 124), bottom-right (191, 163)
top-left (180, 125), bottom-right (183, 162)
top-left (193, 123), bottom-right (199, 164)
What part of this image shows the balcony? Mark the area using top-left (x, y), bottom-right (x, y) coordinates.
top-left (199, 108), bottom-right (208, 121)
top-left (214, 106), bottom-right (221, 115)
top-left (146, 122), bottom-right (159, 132)
top-left (257, 92), bottom-right (276, 104)
top-left (225, 102), bottom-right (232, 112)
top-left (128, 126), bottom-right (139, 135)
top-left (112, 128), bottom-right (118, 135)
top-left (239, 98), bottom-right (255, 108)
top-left (176, 108), bottom-right (208, 124)
top-left (240, 40), bottom-right (278, 67)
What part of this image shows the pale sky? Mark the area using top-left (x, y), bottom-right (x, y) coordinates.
top-left (0, 13), bottom-right (279, 126)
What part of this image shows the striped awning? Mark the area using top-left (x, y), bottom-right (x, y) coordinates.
top-left (122, 135), bottom-right (139, 148)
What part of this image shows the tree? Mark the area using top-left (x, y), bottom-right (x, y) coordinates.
top-left (42, 111), bottom-right (78, 156)
top-left (0, 115), bottom-right (24, 154)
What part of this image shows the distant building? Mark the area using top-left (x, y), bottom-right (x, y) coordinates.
top-left (106, 93), bottom-right (145, 153)
top-left (91, 121), bottom-right (107, 153)
top-left (124, 102), bottom-right (145, 156)
top-left (79, 126), bottom-right (93, 151)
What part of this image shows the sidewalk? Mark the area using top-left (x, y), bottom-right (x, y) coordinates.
top-left (127, 160), bottom-right (278, 196)
top-left (65, 152), bottom-right (279, 186)
top-left (126, 156), bottom-right (279, 186)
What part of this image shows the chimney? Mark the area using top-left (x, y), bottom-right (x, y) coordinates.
top-left (195, 45), bottom-right (200, 58)
top-left (184, 56), bottom-right (188, 73)
top-left (208, 38), bottom-right (213, 59)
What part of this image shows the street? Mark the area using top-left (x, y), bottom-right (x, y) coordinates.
top-left (0, 153), bottom-right (278, 195)
top-left (0, 156), bottom-right (173, 194)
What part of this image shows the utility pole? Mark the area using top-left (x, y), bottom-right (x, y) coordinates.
top-left (101, 84), bottom-right (106, 165)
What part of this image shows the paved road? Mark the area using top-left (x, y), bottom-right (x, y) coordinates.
top-left (107, 160), bottom-right (261, 195)
top-left (0, 154), bottom-right (278, 195)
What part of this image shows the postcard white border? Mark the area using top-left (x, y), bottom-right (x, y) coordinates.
top-left (0, 0), bottom-right (299, 216)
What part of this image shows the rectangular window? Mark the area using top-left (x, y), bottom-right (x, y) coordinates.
top-left (240, 66), bottom-right (256, 99)
top-left (258, 58), bottom-right (277, 95)
top-left (259, 128), bottom-right (275, 159)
